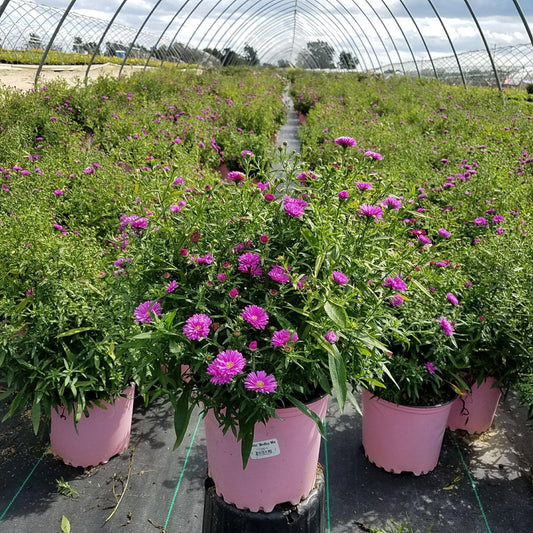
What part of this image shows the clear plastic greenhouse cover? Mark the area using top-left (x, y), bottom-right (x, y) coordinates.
top-left (0, 0), bottom-right (531, 88)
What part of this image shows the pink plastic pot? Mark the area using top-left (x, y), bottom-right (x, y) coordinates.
top-left (50, 384), bottom-right (135, 467)
top-left (362, 388), bottom-right (454, 475)
top-left (204, 395), bottom-right (328, 512)
top-left (447, 377), bottom-right (501, 434)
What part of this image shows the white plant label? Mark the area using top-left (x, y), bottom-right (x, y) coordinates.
top-left (250, 438), bottom-right (280, 459)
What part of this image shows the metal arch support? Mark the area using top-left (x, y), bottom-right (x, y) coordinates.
top-left (361, 0), bottom-right (405, 74)
top-left (260, 0), bottom-right (368, 70)
top-left (34, 0), bottom-right (78, 87)
top-left (221, 3), bottom-right (335, 69)
top-left (426, 0), bottom-right (466, 87)
top-left (157, 0), bottom-right (207, 68)
top-left (250, 12), bottom-right (330, 67)
top-left (85, 0), bottom-right (128, 83)
top-left (256, 20), bottom-right (325, 68)
top-left (327, 0), bottom-right (383, 73)
top-left (118, 0), bottom-right (166, 77)
top-left (379, 0), bottom-right (419, 77)
top-left (212, 0), bottom-right (369, 71)
top-left (294, 0), bottom-right (378, 72)
top-left (463, 0), bottom-right (501, 90)
top-left (0, 0), bottom-right (11, 20)
top-left (206, 0), bottom-right (374, 72)
top-left (209, 0), bottom-right (369, 71)
top-left (397, 0), bottom-right (438, 80)
top-left (512, 0), bottom-right (533, 48)
top-left (142, 0), bottom-right (195, 69)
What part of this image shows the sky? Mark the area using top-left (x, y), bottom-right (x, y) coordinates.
top-left (2, 0), bottom-right (532, 69)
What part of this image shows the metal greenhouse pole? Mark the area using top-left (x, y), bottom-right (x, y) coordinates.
top-left (362, 0), bottom-right (406, 74)
top-left (118, 0), bottom-right (165, 77)
top-left (0, 0), bottom-right (11, 20)
top-left (142, 0), bottom-right (195, 70)
top-left (397, 0), bottom-right (438, 79)
top-left (463, 0), bottom-right (502, 90)
top-left (512, 0), bottom-right (533, 48)
top-left (379, 0), bottom-right (420, 77)
top-left (426, 0), bottom-right (466, 87)
top-left (34, 0), bottom-right (78, 86)
top-left (85, 0), bottom-right (128, 83)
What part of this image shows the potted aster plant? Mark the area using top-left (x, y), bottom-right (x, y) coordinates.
top-left (357, 224), bottom-right (468, 475)
top-left (448, 228), bottom-right (533, 434)
top-left (0, 221), bottom-right (143, 467)
top-left (126, 142), bottom-right (394, 511)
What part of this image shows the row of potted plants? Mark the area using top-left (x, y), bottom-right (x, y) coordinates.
top-left (1, 67), bottom-right (532, 514)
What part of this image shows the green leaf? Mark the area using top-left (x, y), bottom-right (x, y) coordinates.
top-left (239, 422), bottom-right (255, 469)
top-left (301, 227), bottom-right (318, 248)
top-left (286, 394), bottom-right (326, 440)
top-left (57, 327), bottom-right (96, 338)
top-left (61, 515), bottom-right (71, 533)
top-left (346, 388), bottom-right (362, 415)
top-left (328, 348), bottom-right (347, 411)
top-left (31, 397), bottom-right (41, 435)
top-left (172, 391), bottom-right (194, 450)
top-left (324, 301), bottom-right (347, 329)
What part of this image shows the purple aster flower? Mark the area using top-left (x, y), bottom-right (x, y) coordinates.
top-left (183, 313), bottom-right (212, 340)
top-left (197, 253), bottom-right (215, 264)
top-left (446, 292), bottom-right (459, 306)
top-left (355, 182), bottom-right (373, 190)
top-left (474, 217), bottom-right (488, 226)
top-left (334, 136), bottom-right (356, 147)
top-left (217, 273), bottom-right (226, 282)
top-left (437, 316), bottom-right (454, 337)
top-left (268, 265), bottom-right (290, 284)
top-left (496, 227), bottom-right (505, 235)
top-left (417, 234), bottom-right (432, 245)
top-left (364, 150), bottom-right (383, 160)
top-left (388, 294), bottom-right (404, 306)
top-left (425, 362), bottom-right (436, 375)
top-left (493, 215), bottom-right (505, 223)
top-left (264, 193), bottom-right (275, 202)
top-left (358, 204), bottom-right (383, 219)
top-left (207, 350), bottom-right (246, 385)
top-left (238, 252), bottom-right (262, 276)
top-left (283, 196), bottom-right (308, 218)
top-left (165, 280), bottom-right (179, 293)
top-left (323, 330), bottom-right (338, 343)
top-left (438, 228), bottom-right (451, 238)
top-left (338, 190), bottom-right (349, 199)
top-left (244, 371), bottom-right (278, 393)
top-left (382, 276), bottom-right (407, 292)
top-left (332, 271), bottom-right (348, 286)
top-left (53, 189), bottom-right (63, 196)
top-left (229, 288), bottom-right (239, 298)
top-left (227, 171), bottom-right (245, 182)
top-left (242, 305), bottom-right (269, 329)
top-left (134, 300), bottom-right (162, 323)
top-left (272, 329), bottom-right (298, 347)
top-left (297, 171), bottom-right (316, 184)
top-left (382, 196), bottom-right (402, 210)
top-left (296, 275), bottom-right (307, 289)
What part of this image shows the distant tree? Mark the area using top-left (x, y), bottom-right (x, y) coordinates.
top-left (204, 48), bottom-right (224, 61)
top-left (306, 41), bottom-right (335, 69)
top-left (82, 42), bottom-right (100, 55)
top-left (27, 32), bottom-right (43, 50)
top-left (221, 48), bottom-right (245, 66)
top-left (278, 59), bottom-right (290, 68)
top-left (243, 43), bottom-right (259, 66)
top-left (338, 51), bottom-right (358, 70)
top-left (72, 36), bottom-right (83, 54)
